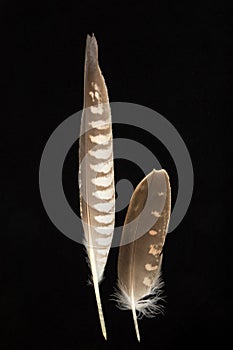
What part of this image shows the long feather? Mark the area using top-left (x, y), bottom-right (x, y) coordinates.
top-left (116, 169), bottom-right (171, 341)
top-left (79, 34), bottom-right (115, 340)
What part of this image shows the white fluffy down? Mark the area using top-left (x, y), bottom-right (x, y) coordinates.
top-left (113, 274), bottom-right (165, 319)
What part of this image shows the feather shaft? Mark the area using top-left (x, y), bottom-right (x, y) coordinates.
top-left (89, 244), bottom-right (107, 339)
top-left (131, 293), bottom-right (140, 342)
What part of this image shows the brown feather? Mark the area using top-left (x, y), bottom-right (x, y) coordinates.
top-left (116, 169), bottom-right (171, 340)
top-left (79, 34), bottom-right (115, 340)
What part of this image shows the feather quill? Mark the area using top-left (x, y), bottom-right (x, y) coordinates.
top-left (79, 34), bottom-right (115, 339)
top-left (116, 169), bottom-right (171, 341)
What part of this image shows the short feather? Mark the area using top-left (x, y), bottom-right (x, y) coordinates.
top-left (115, 169), bottom-right (171, 341)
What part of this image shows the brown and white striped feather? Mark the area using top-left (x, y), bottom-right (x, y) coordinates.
top-left (116, 169), bottom-right (171, 341)
top-left (79, 34), bottom-right (115, 339)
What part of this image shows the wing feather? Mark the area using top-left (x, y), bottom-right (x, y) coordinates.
top-left (116, 169), bottom-right (171, 341)
top-left (79, 34), bottom-right (115, 339)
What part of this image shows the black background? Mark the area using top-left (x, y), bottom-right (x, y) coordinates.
top-left (1, 1), bottom-right (232, 349)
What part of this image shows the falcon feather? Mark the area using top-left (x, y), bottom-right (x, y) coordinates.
top-left (79, 34), bottom-right (115, 340)
top-left (115, 169), bottom-right (171, 341)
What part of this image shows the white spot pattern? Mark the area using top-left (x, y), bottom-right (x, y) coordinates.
top-left (90, 161), bottom-right (113, 173)
top-left (90, 104), bottom-right (104, 114)
top-left (145, 263), bottom-right (158, 271)
top-left (149, 230), bottom-right (158, 236)
top-left (93, 201), bottom-right (114, 213)
top-left (89, 146), bottom-right (112, 159)
top-left (95, 225), bottom-right (114, 235)
top-left (97, 256), bottom-right (107, 263)
top-left (97, 249), bottom-right (107, 256)
top-left (93, 188), bottom-right (114, 200)
top-left (89, 120), bottom-right (109, 130)
top-left (89, 133), bottom-right (111, 145)
top-left (91, 173), bottom-right (113, 187)
top-left (89, 91), bottom-right (95, 102)
top-left (95, 236), bottom-right (112, 246)
top-left (143, 276), bottom-right (153, 287)
top-left (95, 214), bottom-right (114, 224)
top-left (158, 192), bottom-right (165, 196)
top-left (151, 210), bottom-right (161, 218)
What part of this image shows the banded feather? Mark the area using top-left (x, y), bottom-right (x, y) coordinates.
top-left (79, 34), bottom-right (115, 340)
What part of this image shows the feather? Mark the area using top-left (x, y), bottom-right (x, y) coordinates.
top-left (79, 34), bottom-right (115, 339)
top-left (116, 169), bottom-right (171, 341)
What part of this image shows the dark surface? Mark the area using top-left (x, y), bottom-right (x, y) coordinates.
top-left (1, 1), bottom-right (232, 349)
